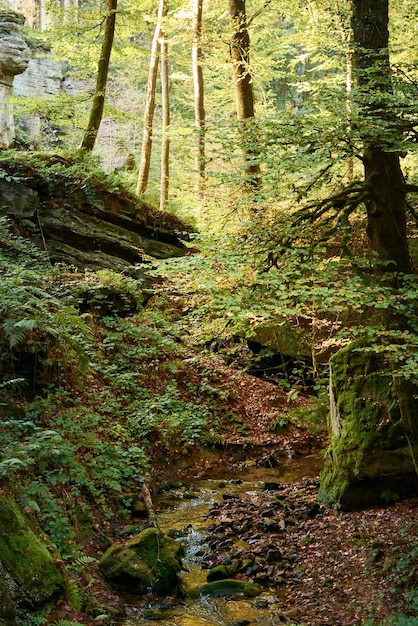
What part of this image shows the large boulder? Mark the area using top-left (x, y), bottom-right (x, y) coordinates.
top-left (0, 491), bottom-right (64, 623)
top-left (318, 342), bottom-right (417, 509)
top-left (99, 527), bottom-right (185, 594)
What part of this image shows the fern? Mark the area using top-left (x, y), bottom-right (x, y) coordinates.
top-left (52, 621), bottom-right (86, 626)
top-left (65, 577), bottom-right (84, 613)
top-left (3, 317), bottom-right (38, 349)
top-left (72, 555), bottom-right (98, 567)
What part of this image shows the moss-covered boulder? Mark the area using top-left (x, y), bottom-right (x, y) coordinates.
top-left (99, 527), bottom-right (185, 594)
top-left (0, 491), bottom-right (64, 623)
top-left (200, 579), bottom-right (262, 597)
top-left (318, 343), bottom-right (417, 509)
top-left (207, 563), bottom-right (237, 582)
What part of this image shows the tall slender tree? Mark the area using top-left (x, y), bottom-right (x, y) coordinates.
top-left (227, 0), bottom-right (260, 189)
top-left (136, 0), bottom-right (165, 198)
top-left (159, 4), bottom-right (169, 210)
top-left (192, 0), bottom-right (205, 200)
top-left (80, 0), bottom-right (117, 152)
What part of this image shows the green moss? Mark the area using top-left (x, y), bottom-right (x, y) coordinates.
top-left (200, 579), bottom-right (262, 597)
top-left (0, 491), bottom-right (64, 606)
top-left (319, 343), bottom-right (417, 509)
top-left (207, 564), bottom-right (237, 582)
top-left (99, 527), bottom-right (185, 594)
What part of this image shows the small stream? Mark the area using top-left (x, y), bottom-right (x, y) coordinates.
top-left (122, 456), bottom-right (322, 626)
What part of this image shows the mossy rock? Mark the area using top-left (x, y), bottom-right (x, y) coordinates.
top-left (99, 527), bottom-right (185, 594)
top-left (253, 320), bottom-right (312, 359)
top-left (200, 579), bottom-right (262, 597)
top-left (319, 342), bottom-right (418, 509)
top-left (207, 563), bottom-right (237, 582)
top-left (0, 491), bottom-right (64, 621)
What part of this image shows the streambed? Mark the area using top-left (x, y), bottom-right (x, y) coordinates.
top-left (122, 456), bottom-right (322, 626)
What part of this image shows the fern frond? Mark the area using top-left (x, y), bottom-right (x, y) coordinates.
top-left (65, 577), bottom-right (84, 613)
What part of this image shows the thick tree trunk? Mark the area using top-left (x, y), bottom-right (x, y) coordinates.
top-left (192, 0), bottom-right (205, 200)
top-left (160, 17), bottom-right (169, 211)
top-left (351, 0), bottom-right (418, 473)
top-left (227, 0), bottom-right (260, 190)
top-left (136, 0), bottom-right (165, 198)
top-left (351, 0), bottom-right (411, 275)
top-left (80, 0), bottom-right (117, 152)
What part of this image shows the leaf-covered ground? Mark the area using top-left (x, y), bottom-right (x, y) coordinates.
top-left (50, 365), bottom-right (417, 626)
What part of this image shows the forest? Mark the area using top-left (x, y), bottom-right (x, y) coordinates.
top-left (0, 0), bottom-right (417, 624)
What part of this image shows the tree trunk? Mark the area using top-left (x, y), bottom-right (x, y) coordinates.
top-left (136, 0), bottom-right (165, 198)
top-left (192, 0), bottom-right (205, 201)
top-left (160, 12), bottom-right (169, 211)
top-left (227, 0), bottom-right (260, 190)
top-left (334, 0), bottom-right (354, 181)
top-left (351, 0), bottom-right (411, 275)
top-left (351, 0), bottom-right (418, 473)
top-left (80, 0), bottom-right (117, 152)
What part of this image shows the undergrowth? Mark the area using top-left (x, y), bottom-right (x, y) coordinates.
top-left (0, 218), bottom-right (235, 565)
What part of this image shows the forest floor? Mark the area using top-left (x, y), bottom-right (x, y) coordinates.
top-left (53, 364), bottom-right (418, 626)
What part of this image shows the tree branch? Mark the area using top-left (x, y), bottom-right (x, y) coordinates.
top-left (247, 0), bottom-right (272, 27)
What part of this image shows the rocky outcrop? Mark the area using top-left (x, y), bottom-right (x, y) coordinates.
top-left (318, 342), bottom-right (417, 509)
top-left (99, 527), bottom-right (185, 594)
top-left (0, 10), bottom-right (31, 148)
top-left (0, 491), bottom-right (64, 624)
top-left (0, 153), bottom-right (192, 278)
top-left (14, 55), bottom-right (63, 148)
top-left (14, 56), bottom-right (62, 98)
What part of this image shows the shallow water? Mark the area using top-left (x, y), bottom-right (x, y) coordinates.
top-left (122, 455), bottom-right (322, 626)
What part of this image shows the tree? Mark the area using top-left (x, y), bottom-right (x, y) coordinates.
top-left (227, 0), bottom-right (260, 190)
top-left (192, 0), bottom-right (205, 200)
top-left (351, 0), bottom-right (411, 275)
top-left (351, 0), bottom-right (418, 469)
top-left (80, 0), bottom-right (117, 152)
top-left (159, 3), bottom-right (169, 210)
top-left (136, 0), bottom-right (165, 198)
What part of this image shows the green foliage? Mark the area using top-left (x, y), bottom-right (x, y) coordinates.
top-left (0, 222), bottom-right (235, 559)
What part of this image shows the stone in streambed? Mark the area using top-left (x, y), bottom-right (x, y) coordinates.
top-left (200, 579), bottom-right (262, 597)
top-left (99, 527), bottom-right (185, 594)
top-left (206, 563), bottom-right (237, 582)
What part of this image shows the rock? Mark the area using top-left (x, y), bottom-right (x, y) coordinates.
top-left (266, 549), bottom-right (283, 563)
top-left (13, 55), bottom-right (63, 148)
top-left (207, 563), bottom-right (237, 582)
top-left (0, 10), bottom-right (30, 148)
top-left (131, 496), bottom-right (147, 517)
top-left (14, 56), bottom-right (62, 98)
top-left (0, 491), bottom-right (64, 622)
top-left (319, 342), bottom-right (418, 509)
top-left (0, 154), bottom-right (192, 278)
top-left (260, 482), bottom-right (279, 491)
top-left (200, 579), bottom-right (262, 598)
top-left (99, 527), bottom-right (185, 594)
top-left (143, 607), bottom-right (166, 620)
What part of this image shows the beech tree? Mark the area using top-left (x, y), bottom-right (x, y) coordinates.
top-left (192, 0), bottom-right (205, 200)
top-left (159, 4), bottom-right (169, 210)
top-left (227, 0), bottom-right (260, 189)
top-left (350, 0), bottom-right (418, 471)
top-left (80, 0), bottom-right (117, 152)
top-left (136, 0), bottom-right (165, 198)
